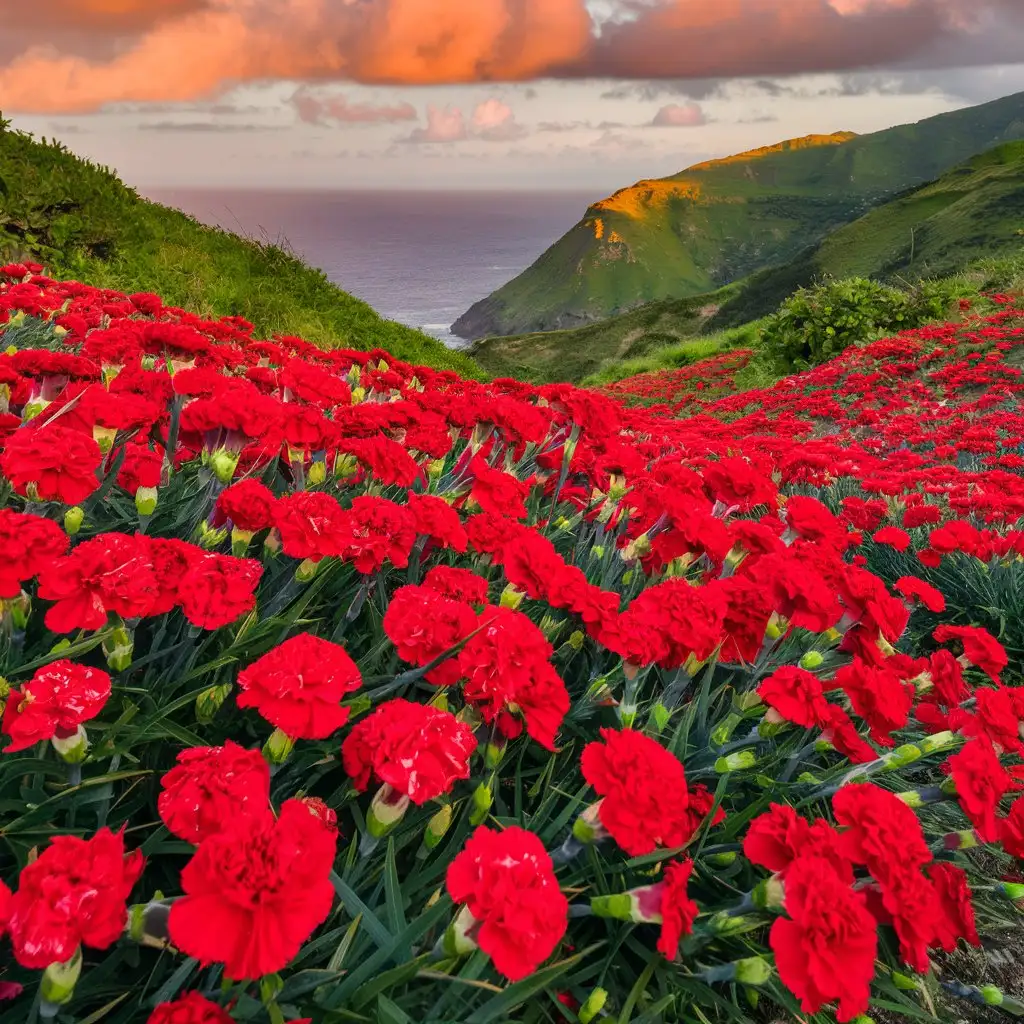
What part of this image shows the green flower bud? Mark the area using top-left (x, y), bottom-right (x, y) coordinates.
top-left (135, 486), bottom-right (158, 518)
top-left (424, 804), bottom-right (453, 851)
top-left (499, 585), bottom-right (525, 610)
top-left (572, 801), bottom-right (607, 845)
top-left (799, 650), bottom-right (824, 670)
top-left (469, 782), bottom-right (493, 826)
top-left (1001, 882), bottom-right (1024, 902)
top-left (707, 851), bottom-right (737, 867)
top-left (196, 519), bottom-right (228, 550)
top-left (51, 724), bottom-right (89, 765)
top-left (579, 988), bottom-right (608, 1024)
top-left (368, 784), bottom-right (411, 838)
top-left (752, 876), bottom-right (786, 911)
top-left (883, 743), bottom-right (922, 770)
top-left (208, 448), bottom-right (239, 484)
top-left (567, 629), bottom-right (585, 651)
top-left (263, 728), bottom-right (295, 766)
top-left (63, 506), bottom-right (84, 535)
top-left (428, 458), bottom-right (445, 479)
top-left (443, 905), bottom-right (479, 958)
top-left (891, 972), bottom-right (919, 992)
top-left (591, 544), bottom-right (605, 559)
top-left (919, 730), bottom-right (958, 755)
top-left (715, 750), bottom-right (757, 773)
top-left (196, 682), bottom-right (231, 724)
top-left (981, 986), bottom-right (1004, 1006)
top-left (40, 947), bottom-right (83, 1008)
top-left (735, 958), bottom-right (772, 986)
top-left (230, 526), bottom-right (256, 556)
top-left (307, 459), bottom-right (327, 485)
top-left (710, 712), bottom-right (742, 746)
top-left (590, 893), bottom-right (633, 921)
top-left (259, 974), bottom-right (285, 1005)
top-left (295, 557), bottom-right (320, 582)
top-left (103, 625), bottom-right (134, 672)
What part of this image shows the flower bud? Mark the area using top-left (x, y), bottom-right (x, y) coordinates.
top-left (752, 876), bottom-right (786, 911)
top-left (707, 851), bottom-right (737, 868)
top-left (230, 526), bottom-right (256, 556)
top-left (442, 905), bottom-right (479, 957)
top-left (572, 801), bottom-right (609, 845)
top-left (263, 727), bottom-right (295, 766)
top-left (469, 782), bottom-right (493, 826)
top-left (103, 625), bottom-right (134, 672)
top-left (208, 448), bottom-right (239, 484)
top-left (196, 682), bottom-right (231, 724)
top-left (578, 988), bottom-right (607, 1024)
top-left (135, 487), bottom-right (158, 518)
top-left (40, 947), bottom-right (83, 1009)
top-left (9, 593), bottom-right (31, 631)
top-left (127, 900), bottom-right (172, 949)
top-left (980, 985), bottom-right (1004, 1006)
top-left (649, 702), bottom-right (672, 734)
top-left (1001, 881), bottom-right (1024, 902)
top-left (499, 585), bottom-right (525, 610)
top-left (92, 425), bottom-right (117, 453)
top-left (484, 739), bottom-right (506, 770)
top-left (883, 743), bottom-right (922, 770)
top-left (567, 629), bottom-right (585, 651)
top-left (259, 974), bottom-right (285, 1005)
top-left (919, 730), bottom-right (958, 756)
top-left (799, 650), bottom-right (824, 670)
top-left (428, 458), bottom-right (445, 479)
top-left (368, 784), bottom-right (411, 838)
top-left (892, 972), bottom-right (919, 991)
top-left (63, 506), bottom-right (84, 535)
top-left (196, 519), bottom-right (228, 550)
top-left (51, 724), bottom-right (89, 764)
top-left (710, 712), bottom-right (742, 747)
top-left (424, 804), bottom-right (453, 851)
top-left (351, 386), bottom-right (366, 403)
top-left (735, 957), bottom-right (772, 986)
top-left (715, 750), bottom-right (757, 773)
top-left (308, 459), bottom-right (327, 485)
top-left (295, 557), bottom-right (320, 582)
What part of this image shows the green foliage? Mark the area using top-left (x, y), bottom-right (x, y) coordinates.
top-left (455, 91), bottom-right (1024, 339)
top-left (0, 118), bottom-right (482, 377)
top-left (758, 277), bottom-right (960, 370)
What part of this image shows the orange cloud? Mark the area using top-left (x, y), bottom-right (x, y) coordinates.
top-left (0, 0), bottom-right (1019, 114)
top-left (1, 0), bottom-right (208, 32)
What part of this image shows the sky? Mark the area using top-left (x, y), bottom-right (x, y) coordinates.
top-left (2, 0), bottom-right (1024, 192)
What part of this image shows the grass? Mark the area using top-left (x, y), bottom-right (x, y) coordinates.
top-left (0, 117), bottom-right (483, 377)
top-left (455, 90), bottom-right (1024, 340)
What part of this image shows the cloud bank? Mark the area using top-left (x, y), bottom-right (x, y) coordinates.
top-left (0, 0), bottom-right (1022, 113)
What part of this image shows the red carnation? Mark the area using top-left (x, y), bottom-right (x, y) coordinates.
top-left (895, 576), bottom-right (945, 613)
top-left (168, 799), bottom-right (336, 980)
top-left (406, 492), bottom-right (468, 552)
top-left (928, 862), bottom-right (979, 952)
top-left (383, 584), bottom-right (477, 686)
top-left (743, 804), bottom-right (844, 877)
top-left (468, 457), bottom-right (530, 520)
top-left (872, 526), bottom-right (911, 552)
top-left (422, 565), bottom-right (489, 605)
top-left (446, 825), bottom-right (567, 981)
top-left (177, 553), bottom-right (262, 630)
top-left (338, 495), bottom-right (417, 574)
top-left (833, 659), bottom-right (913, 746)
top-left (216, 478), bottom-right (277, 533)
top-left (342, 698), bottom-right (476, 803)
top-left (147, 992), bottom-right (233, 1024)
top-left (770, 855), bottom-right (877, 1022)
top-left (0, 509), bottom-right (68, 598)
top-left (7, 828), bottom-right (144, 969)
top-left (877, 865), bottom-right (940, 972)
top-left (38, 533), bottom-right (157, 632)
top-left (757, 666), bottom-right (830, 729)
top-left (933, 625), bottom-right (1007, 684)
top-left (948, 738), bottom-right (1013, 842)
top-left (2, 660), bottom-right (111, 753)
top-left (274, 490), bottom-right (347, 562)
top-left (238, 633), bottom-right (361, 739)
top-left (0, 421), bottom-right (102, 504)
top-left (581, 728), bottom-right (694, 856)
top-left (999, 797), bottom-right (1024, 856)
top-left (832, 783), bottom-right (931, 884)
top-left (653, 859), bottom-right (699, 959)
top-left (158, 741), bottom-right (271, 843)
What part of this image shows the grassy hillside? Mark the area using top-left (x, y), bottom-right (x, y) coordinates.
top-left (0, 117), bottom-right (482, 376)
top-left (473, 142), bottom-right (1024, 383)
top-left (454, 91), bottom-right (1024, 341)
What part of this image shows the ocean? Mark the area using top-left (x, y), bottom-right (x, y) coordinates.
top-left (141, 189), bottom-right (594, 347)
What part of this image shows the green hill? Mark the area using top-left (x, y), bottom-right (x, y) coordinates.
top-left (0, 116), bottom-right (481, 376)
top-left (472, 141), bottom-right (1024, 383)
top-left (454, 91), bottom-right (1024, 342)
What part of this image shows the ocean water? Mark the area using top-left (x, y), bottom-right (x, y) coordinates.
top-left (141, 188), bottom-right (594, 347)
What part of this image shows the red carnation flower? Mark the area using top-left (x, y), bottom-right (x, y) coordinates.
top-left (743, 804), bottom-right (845, 878)
top-left (758, 666), bottom-right (830, 729)
top-left (158, 741), bottom-right (271, 843)
top-left (833, 659), bottom-right (913, 746)
top-left (422, 565), bottom-right (488, 605)
top-left (168, 799), bottom-right (336, 980)
top-left (468, 457), bottom-right (530, 520)
top-left (177, 554), bottom-right (262, 630)
top-left (38, 533), bottom-right (157, 632)
top-left (653, 859), bottom-right (699, 959)
top-left (948, 738), bottom-right (1013, 842)
top-left (342, 698), bottom-right (476, 803)
top-left (895, 576), bottom-right (945, 613)
top-left (238, 633), bottom-right (361, 739)
top-left (147, 537), bottom-right (201, 617)
top-left (770, 855), bottom-right (877, 1022)
top-left (832, 783), bottom-right (931, 884)
top-left (216, 478), bottom-right (277, 533)
top-left (0, 509), bottom-right (68, 598)
top-left (581, 728), bottom-right (694, 856)
top-left (446, 825), bottom-right (568, 981)
top-left (933, 625), bottom-right (1007, 684)
top-left (274, 490), bottom-right (347, 562)
top-left (872, 526), bottom-right (911, 552)
top-left (383, 584), bottom-right (477, 686)
top-left (0, 421), bottom-right (102, 504)
top-left (927, 862), bottom-right (979, 952)
top-left (999, 796), bottom-right (1024, 856)
top-left (877, 865), bottom-right (939, 972)
top-left (2, 660), bottom-right (111, 753)
top-left (338, 495), bottom-right (417, 574)
top-left (406, 492), bottom-right (468, 552)
top-left (7, 828), bottom-right (144, 969)
top-left (147, 992), bottom-right (233, 1024)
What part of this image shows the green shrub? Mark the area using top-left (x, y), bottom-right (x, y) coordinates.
top-left (759, 276), bottom-right (958, 370)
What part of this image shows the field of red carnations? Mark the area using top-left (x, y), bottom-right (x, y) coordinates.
top-left (1, 263), bottom-right (1024, 1024)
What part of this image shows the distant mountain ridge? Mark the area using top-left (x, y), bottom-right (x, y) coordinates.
top-left (453, 90), bottom-right (1024, 341)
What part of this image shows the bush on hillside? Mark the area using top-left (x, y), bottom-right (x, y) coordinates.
top-left (759, 276), bottom-right (961, 369)
top-left (2, 269), bottom-right (1024, 1024)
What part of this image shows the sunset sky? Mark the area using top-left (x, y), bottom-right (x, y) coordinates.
top-left (2, 0), bottom-right (1024, 190)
